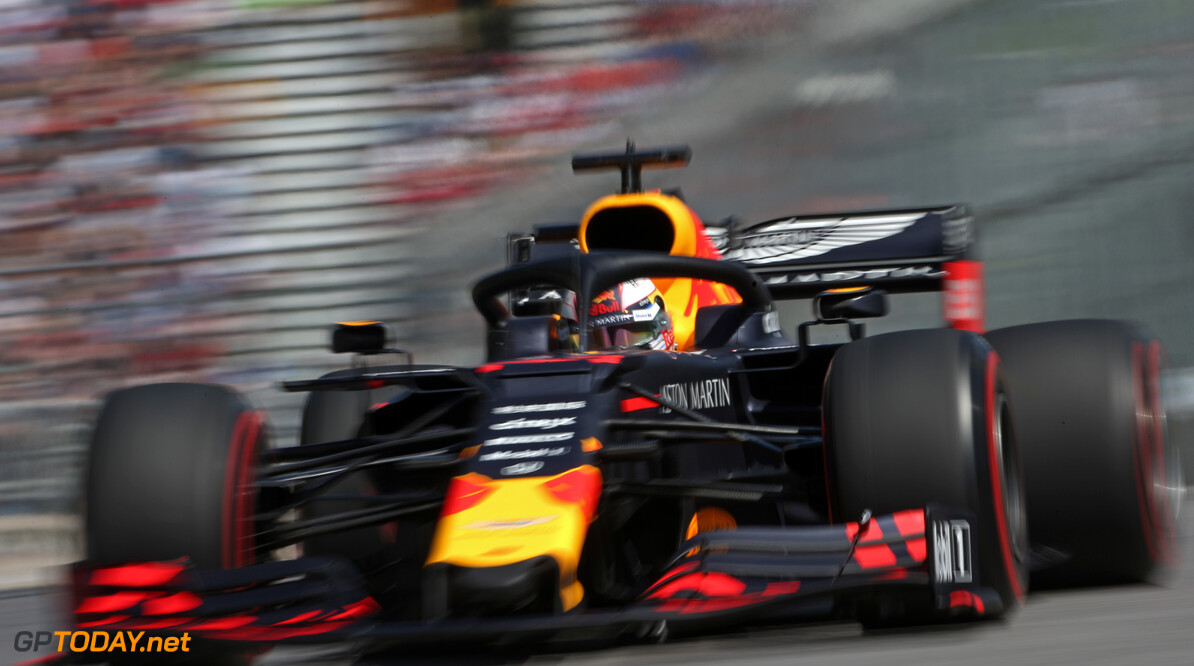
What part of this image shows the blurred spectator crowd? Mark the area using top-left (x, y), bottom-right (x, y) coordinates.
top-left (0, 0), bottom-right (794, 511)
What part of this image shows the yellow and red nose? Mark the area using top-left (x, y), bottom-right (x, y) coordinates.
top-left (425, 465), bottom-right (602, 612)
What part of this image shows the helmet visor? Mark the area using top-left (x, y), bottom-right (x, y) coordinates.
top-left (588, 308), bottom-right (671, 350)
top-left (589, 321), bottom-right (659, 350)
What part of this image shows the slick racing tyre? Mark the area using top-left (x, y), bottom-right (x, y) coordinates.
top-left (824, 329), bottom-right (1028, 622)
top-left (985, 319), bottom-right (1181, 584)
top-left (86, 383), bottom-right (266, 665)
top-left (299, 371), bottom-right (388, 564)
top-left (88, 383), bottom-right (264, 568)
top-left (298, 366), bottom-right (394, 445)
top-left (299, 366), bottom-right (419, 612)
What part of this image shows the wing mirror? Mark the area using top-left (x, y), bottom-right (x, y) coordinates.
top-left (331, 321), bottom-right (393, 354)
top-left (798, 287), bottom-right (889, 349)
top-left (814, 287), bottom-right (888, 321)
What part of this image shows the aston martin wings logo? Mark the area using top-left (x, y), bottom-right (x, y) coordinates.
top-left (721, 213), bottom-right (925, 264)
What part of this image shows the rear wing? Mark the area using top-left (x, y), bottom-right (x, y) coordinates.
top-left (706, 205), bottom-right (970, 293)
top-left (508, 204), bottom-right (985, 332)
top-left (707, 204), bottom-right (982, 331)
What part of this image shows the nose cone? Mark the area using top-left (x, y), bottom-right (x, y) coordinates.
top-left (441, 556), bottom-right (560, 616)
top-left (425, 466), bottom-right (602, 615)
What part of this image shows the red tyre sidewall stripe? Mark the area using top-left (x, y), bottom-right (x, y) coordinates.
top-left (237, 412), bottom-right (262, 568)
top-left (222, 410), bottom-right (262, 569)
top-left (221, 414), bottom-right (247, 569)
top-left (986, 352), bottom-right (1025, 601)
top-left (1132, 341), bottom-right (1174, 565)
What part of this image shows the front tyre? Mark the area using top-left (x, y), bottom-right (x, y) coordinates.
top-left (824, 329), bottom-right (1028, 620)
top-left (86, 383), bottom-right (267, 665)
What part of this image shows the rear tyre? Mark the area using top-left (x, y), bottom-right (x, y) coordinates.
top-left (824, 329), bottom-right (1028, 622)
top-left (86, 383), bottom-right (266, 665)
top-left (299, 367), bottom-right (416, 611)
top-left (298, 366), bottom-right (389, 445)
top-left (300, 369), bottom-right (380, 563)
top-left (985, 319), bottom-right (1181, 584)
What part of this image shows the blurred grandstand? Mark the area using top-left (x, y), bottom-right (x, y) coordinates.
top-left (0, 0), bottom-right (800, 521)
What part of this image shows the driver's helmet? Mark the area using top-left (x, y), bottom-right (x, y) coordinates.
top-left (588, 279), bottom-right (676, 351)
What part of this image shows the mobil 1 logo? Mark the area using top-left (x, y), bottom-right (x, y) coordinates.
top-left (475, 396), bottom-right (591, 477)
top-left (933, 519), bottom-right (972, 584)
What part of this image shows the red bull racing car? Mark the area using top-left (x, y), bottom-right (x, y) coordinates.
top-left (68, 145), bottom-right (1181, 663)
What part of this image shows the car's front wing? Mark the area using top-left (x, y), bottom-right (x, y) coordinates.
top-left (63, 505), bottom-right (999, 657)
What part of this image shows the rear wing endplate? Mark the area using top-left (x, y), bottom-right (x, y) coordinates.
top-left (706, 205), bottom-right (973, 297)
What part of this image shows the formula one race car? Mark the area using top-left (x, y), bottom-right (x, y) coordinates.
top-left (70, 144), bottom-right (1182, 664)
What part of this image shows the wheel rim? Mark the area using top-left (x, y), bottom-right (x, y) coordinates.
top-left (1149, 344), bottom-right (1183, 547)
top-left (1137, 340), bottom-right (1181, 565)
top-left (1157, 443), bottom-right (1184, 525)
top-left (994, 390), bottom-right (1029, 577)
